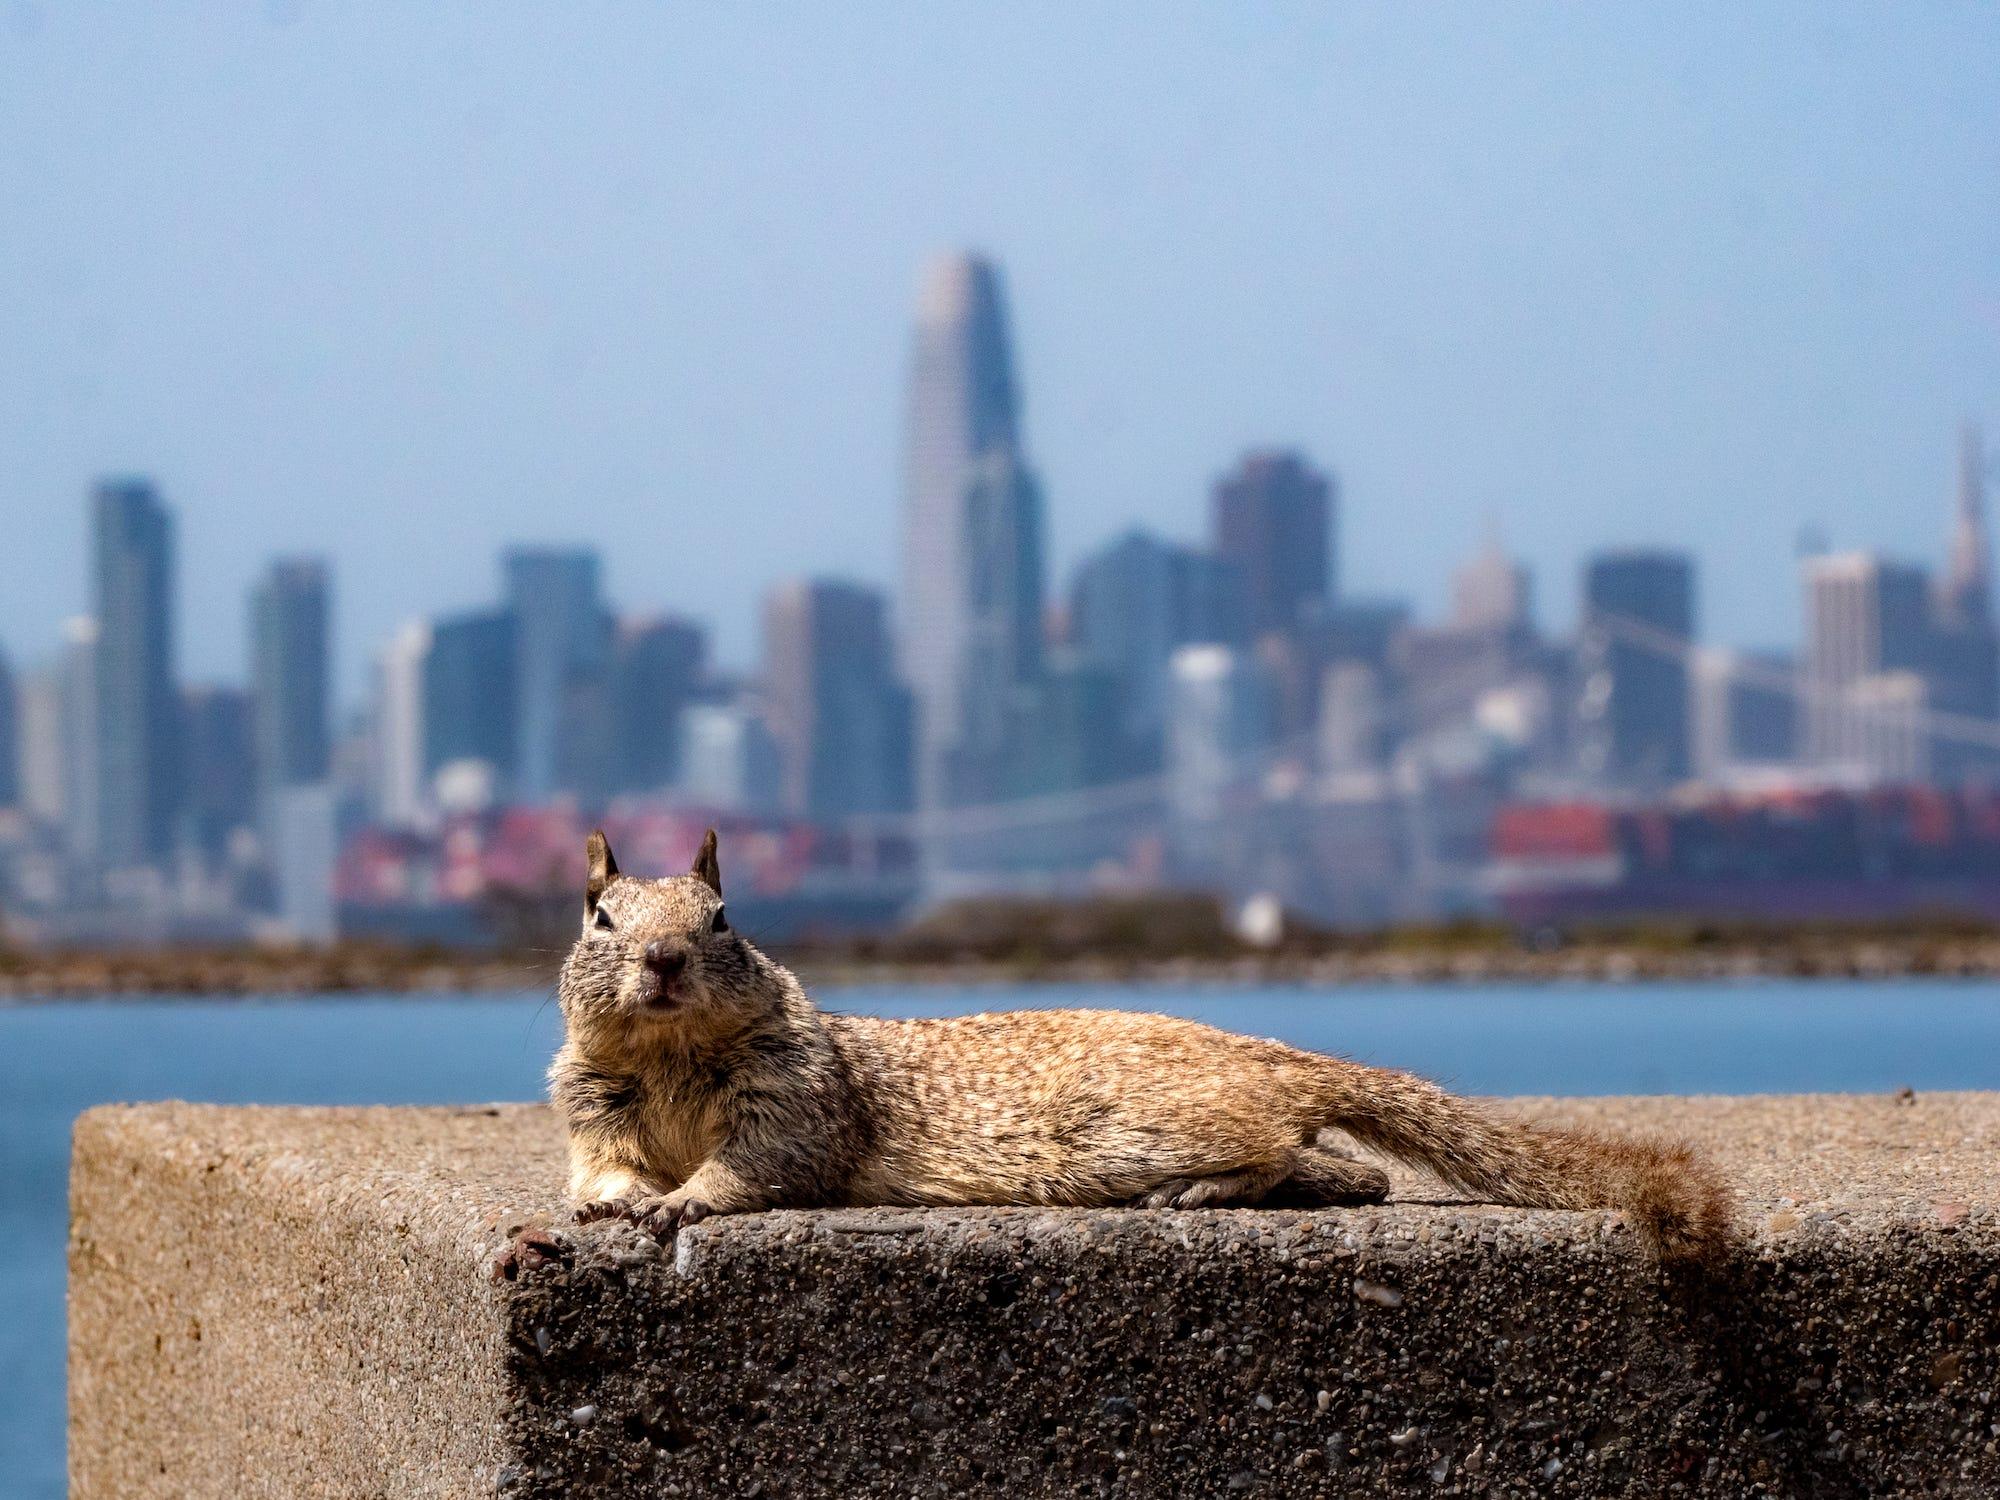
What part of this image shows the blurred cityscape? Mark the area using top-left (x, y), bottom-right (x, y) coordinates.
top-left (3, 251), bottom-right (1998, 948)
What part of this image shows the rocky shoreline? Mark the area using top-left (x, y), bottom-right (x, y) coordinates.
top-left (10, 934), bottom-right (2000, 998)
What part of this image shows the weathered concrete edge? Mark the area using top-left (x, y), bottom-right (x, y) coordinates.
top-left (69, 1097), bottom-right (2000, 1498)
top-left (68, 1103), bottom-right (522, 1500)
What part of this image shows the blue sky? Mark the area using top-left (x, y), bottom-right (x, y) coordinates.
top-left (0, 3), bottom-right (1994, 700)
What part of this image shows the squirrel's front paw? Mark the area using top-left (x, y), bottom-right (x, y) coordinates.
top-left (621, 1192), bottom-right (715, 1239)
top-left (574, 1195), bottom-right (642, 1226)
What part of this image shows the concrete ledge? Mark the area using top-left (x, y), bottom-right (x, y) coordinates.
top-left (71, 1095), bottom-right (2000, 1497)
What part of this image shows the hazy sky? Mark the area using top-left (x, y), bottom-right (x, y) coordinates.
top-left (1, 4), bottom-right (1995, 701)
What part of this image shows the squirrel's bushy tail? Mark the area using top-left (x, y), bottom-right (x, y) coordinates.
top-left (1315, 1065), bottom-right (1733, 1267)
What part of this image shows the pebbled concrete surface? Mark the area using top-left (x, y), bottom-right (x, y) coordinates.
top-left (71, 1094), bottom-right (2000, 1497)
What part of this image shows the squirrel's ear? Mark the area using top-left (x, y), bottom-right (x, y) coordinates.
top-left (691, 827), bottom-right (722, 897)
top-left (585, 829), bottom-right (619, 913)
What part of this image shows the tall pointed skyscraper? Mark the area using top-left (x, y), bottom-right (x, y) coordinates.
top-left (899, 253), bottom-right (1045, 811)
top-left (92, 478), bottom-right (178, 871)
top-left (1931, 420), bottom-right (1999, 779)
top-left (1942, 419), bottom-right (1991, 628)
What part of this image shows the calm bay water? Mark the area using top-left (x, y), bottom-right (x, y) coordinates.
top-left (8, 977), bottom-right (2000, 1496)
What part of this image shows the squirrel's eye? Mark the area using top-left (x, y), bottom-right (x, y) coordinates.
top-left (593, 906), bottom-right (615, 931)
top-left (712, 907), bottom-right (730, 935)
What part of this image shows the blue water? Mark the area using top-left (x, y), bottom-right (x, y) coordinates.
top-left (8, 978), bottom-right (2000, 1496)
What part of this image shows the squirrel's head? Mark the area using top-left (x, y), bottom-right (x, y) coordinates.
top-left (557, 827), bottom-right (768, 1039)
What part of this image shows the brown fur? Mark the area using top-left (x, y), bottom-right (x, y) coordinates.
top-left (551, 832), bottom-right (1734, 1265)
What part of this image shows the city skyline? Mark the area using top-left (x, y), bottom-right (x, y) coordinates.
top-left (2, 6), bottom-right (1995, 691)
top-left (3, 245), bottom-right (1998, 942)
top-left (11, 400), bottom-right (1989, 730)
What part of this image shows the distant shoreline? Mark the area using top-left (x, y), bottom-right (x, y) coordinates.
top-left (10, 936), bottom-right (2000, 999)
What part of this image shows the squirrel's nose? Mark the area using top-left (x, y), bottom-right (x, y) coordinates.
top-left (643, 941), bottom-right (687, 979)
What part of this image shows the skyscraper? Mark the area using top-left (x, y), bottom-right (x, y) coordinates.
top-left (92, 478), bottom-right (177, 869)
top-left (762, 579), bottom-right (912, 818)
top-left (1802, 553), bottom-right (1936, 779)
top-left (249, 558), bottom-right (332, 824)
top-left (679, 700), bottom-right (783, 815)
top-left (1576, 550), bottom-right (1695, 787)
top-left (423, 608), bottom-right (517, 783)
top-left (899, 253), bottom-right (1044, 812)
top-left (1941, 420), bottom-right (1991, 628)
top-left (1451, 534), bottom-right (1534, 636)
top-left (0, 643), bottom-right (17, 810)
top-left (58, 618), bottom-right (100, 863)
top-left (950, 449), bottom-right (1046, 799)
top-left (611, 615), bottom-right (707, 796)
top-left (371, 621), bottom-right (432, 830)
top-left (1167, 644), bottom-right (1274, 827)
top-left (1930, 422), bottom-right (1999, 778)
top-left (179, 684), bottom-right (256, 863)
top-left (1069, 528), bottom-right (1244, 760)
top-left (16, 665), bottom-right (65, 828)
top-left (1210, 451), bottom-right (1335, 638)
top-left (505, 548), bottom-right (612, 801)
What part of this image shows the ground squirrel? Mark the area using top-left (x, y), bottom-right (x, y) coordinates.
top-left (551, 830), bottom-right (1732, 1265)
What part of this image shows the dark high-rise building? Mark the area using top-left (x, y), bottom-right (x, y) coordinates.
top-left (1210, 451), bottom-right (1335, 637)
top-left (179, 684), bottom-right (256, 862)
top-left (504, 548), bottom-right (612, 800)
top-left (1576, 549), bottom-right (1695, 787)
top-left (1069, 529), bottom-right (1243, 762)
top-left (249, 558), bottom-right (332, 821)
top-left (763, 579), bottom-right (913, 818)
top-left (611, 616), bottom-right (707, 796)
top-left (0, 642), bottom-right (17, 810)
top-left (899, 253), bottom-right (1044, 813)
top-left (92, 478), bottom-right (178, 868)
top-left (422, 608), bottom-right (517, 781)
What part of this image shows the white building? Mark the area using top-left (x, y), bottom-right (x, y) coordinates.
top-left (680, 702), bottom-right (783, 814)
top-left (371, 620), bottom-right (431, 831)
top-left (1167, 645), bottom-right (1272, 826)
top-left (272, 782), bottom-right (338, 944)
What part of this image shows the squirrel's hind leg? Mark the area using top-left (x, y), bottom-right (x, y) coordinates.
top-left (1136, 1156), bottom-right (1294, 1209)
top-left (1260, 1143), bottom-right (1391, 1208)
